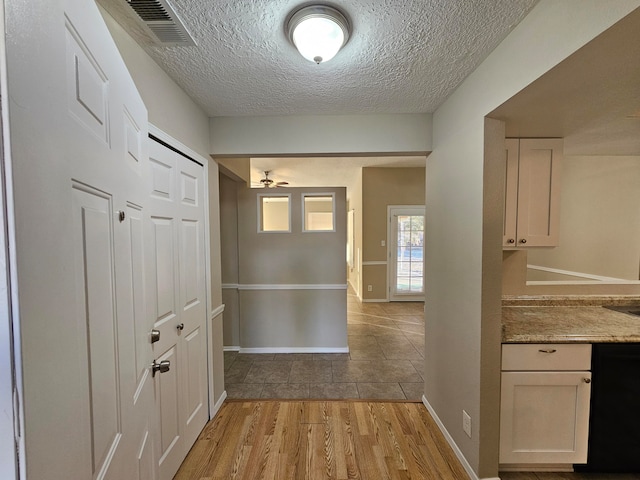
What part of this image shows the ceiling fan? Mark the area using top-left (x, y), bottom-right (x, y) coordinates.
top-left (256, 171), bottom-right (289, 188)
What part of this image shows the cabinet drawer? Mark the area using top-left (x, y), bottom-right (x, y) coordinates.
top-left (502, 344), bottom-right (591, 371)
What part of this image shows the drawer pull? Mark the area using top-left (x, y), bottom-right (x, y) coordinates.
top-left (538, 348), bottom-right (557, 354)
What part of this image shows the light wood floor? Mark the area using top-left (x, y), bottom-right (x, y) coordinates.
top-left (174, 400), bottom-right (470, 480)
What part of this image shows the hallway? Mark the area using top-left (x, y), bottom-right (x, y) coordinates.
top-left (224, 291), bottom-right (425, 400)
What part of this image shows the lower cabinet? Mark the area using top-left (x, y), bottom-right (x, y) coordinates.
top-left (500, 344), bottom-right (592, 470)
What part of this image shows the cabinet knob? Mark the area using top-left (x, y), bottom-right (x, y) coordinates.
top-left (519, 238), bottom-right (527, 244)
top-left (507, 238), bottom-right (515, 244)
top-left (583, 378), bottom-right (591, 384)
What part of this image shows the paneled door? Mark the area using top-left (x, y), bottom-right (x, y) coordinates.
top-left (5, 0), bottom-right (154, 478)
top-left (388, 206), bottom-right (425, 301)
top-left (147, 138), bottom-right (208, 480)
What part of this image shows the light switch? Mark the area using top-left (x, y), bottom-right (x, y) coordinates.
top-left (381, 240), bottom-right (386, 247)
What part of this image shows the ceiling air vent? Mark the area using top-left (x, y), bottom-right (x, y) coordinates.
top-left (127, 0), bottom-right (196, 46)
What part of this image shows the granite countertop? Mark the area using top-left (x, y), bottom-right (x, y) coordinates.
top-left (502, 296), bottom-right (640, 343)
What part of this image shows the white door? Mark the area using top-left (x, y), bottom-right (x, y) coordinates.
top-left (5, 0), bottom-right (154, 478)
top-left (147, 138), bottom-right (208, 480)
top-left (388, 206), bottom-right (425, 301)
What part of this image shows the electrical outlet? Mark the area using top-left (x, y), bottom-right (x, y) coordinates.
top-left (367, 285), bottom-right (373, 292)
top-left (462, 410), bottom-right (472, 438)
top-left (381, 240), bottom-right (386, 247)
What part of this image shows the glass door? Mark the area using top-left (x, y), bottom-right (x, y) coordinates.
top-left (389, 207), bottom-right (425, 301)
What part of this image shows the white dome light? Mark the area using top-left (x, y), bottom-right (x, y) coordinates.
top-left (287, 5), bottom-right (350, 64)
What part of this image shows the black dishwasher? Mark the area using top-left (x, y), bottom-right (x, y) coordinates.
top-left (575, 343), bottom-right (640, 473)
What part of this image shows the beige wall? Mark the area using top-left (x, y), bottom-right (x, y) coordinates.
top-left (504, 155), bottom-right (640, 296)
top-left (426, 2), bottom-right (640, 478)
top-left (527, 155), bottom-right (640, 280)
top-left (348, 169), bottom-right (363, 298)
top-left (210, 114), bottom-right (432, 156)
top-left (361, 167), bottom-right (426, 300)
top-left (217, 157), bottom-right (251, 184)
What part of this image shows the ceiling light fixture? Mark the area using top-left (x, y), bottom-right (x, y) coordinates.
top-left (286, 5), bottom-right (350, 64)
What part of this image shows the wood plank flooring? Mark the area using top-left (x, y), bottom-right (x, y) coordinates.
top-left (174, 400), bottom-right (470, 480)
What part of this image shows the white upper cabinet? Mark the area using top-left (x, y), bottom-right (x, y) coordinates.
top-left (503, 139), bottom-right (563, 248)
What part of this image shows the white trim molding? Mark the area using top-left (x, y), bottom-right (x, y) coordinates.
top-left (210, 304), bottom-right (225, 319)
top-left (362, 298), bottom-right (388, 303)
top-left (211, 391), bottom-right (227, 419)
top-left (526, 264), bottom-right (640, 285)
top-left (362, 261), bottom-right (387, 266)
top-left (421, 395), bottom-right (500, 480)
top-left (222, 283), bottom-right (239, 289)
top-left (239, 347), bottom-right (349, 354)
top-left (223, 346), bottom-right (240, 352)
top-left (238, 283), bottom-right (347, 291)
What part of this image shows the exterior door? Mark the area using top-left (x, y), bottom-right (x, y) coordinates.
top-left (147, 138), bottom-right (208, 480)
top-left (5, 0), bottom-right (153, 478)
top-left (388, 206), bottom-right (425, 301)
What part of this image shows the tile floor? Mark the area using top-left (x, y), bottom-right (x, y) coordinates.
top-left (224, 291), bottom-right (425, 400)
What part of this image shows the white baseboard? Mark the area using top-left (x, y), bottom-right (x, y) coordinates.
top-left (223, 346), bottom-right (240, 352)
top-left (422, 395), bottom-right (495, 480)
top-left (499, 464), bottom-right (573, 472)
top-left (238, 347), bottom-right (349, 354)
top-left (362, 298), bottom-right (388, 303)
top-left (210, 390), bottom-right (227, 419)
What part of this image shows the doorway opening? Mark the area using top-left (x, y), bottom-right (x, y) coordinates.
top-left (388, 206), bottom-right (425, 302)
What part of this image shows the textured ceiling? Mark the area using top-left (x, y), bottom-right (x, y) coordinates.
top-left (98, 0), bottom-right (538, 117)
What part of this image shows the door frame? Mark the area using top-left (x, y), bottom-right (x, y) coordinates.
top-left (0, 42), bottom-right (21, 479)
top-left (387, 205), bottom-right (425, 302)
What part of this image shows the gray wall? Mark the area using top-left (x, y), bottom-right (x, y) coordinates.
top-left (426, 1), bottom-right (640, 477)
top-left (219, 173), bottom-right (241, 347)
top-left (237, 187), bottom-right (348, 350)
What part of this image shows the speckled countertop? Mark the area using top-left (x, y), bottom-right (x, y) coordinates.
top-left (502, 296), bottom-right (640, 343)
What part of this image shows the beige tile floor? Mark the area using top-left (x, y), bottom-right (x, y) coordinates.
top-left (224, 290), bottom-right (426, 400)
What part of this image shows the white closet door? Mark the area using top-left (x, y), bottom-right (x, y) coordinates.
top-left (147, 138), bottom-right (208, 480)
top-left (5, 0), bottom-right (153, 478)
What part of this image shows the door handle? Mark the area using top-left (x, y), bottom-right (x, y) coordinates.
top-left (176, 323), bottom-right (184, 331)
top-left (152, 360), bottom-right (170, 377)
top-left (150, 329), bottom-right (160, 344)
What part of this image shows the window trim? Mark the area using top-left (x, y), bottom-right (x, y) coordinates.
top-left (257, 193), bottom-right (292, 233)
top-left (302, 192), bottom-right (336, 233)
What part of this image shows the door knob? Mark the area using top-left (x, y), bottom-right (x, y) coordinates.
top-left (176, 323), bottom-right (184, 331)
top-left (152, 360), bottom-right (170, 377)
top-left (150, 329), bottom-right (160, 344)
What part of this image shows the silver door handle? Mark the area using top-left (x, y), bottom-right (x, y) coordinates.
top-left (150, 329), bottom-right (160, 344)
top-left (152, 360), bottom-right (170, 377)
top-left (176, 323), bottom-right (184, 331)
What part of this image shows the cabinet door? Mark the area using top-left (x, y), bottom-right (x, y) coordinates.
top-left (515, 139), bottom-right (563, 247)
top-left (500, 371), bottom-right (591, 465)
top-left (503, 139), bottom-right (520, 247)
